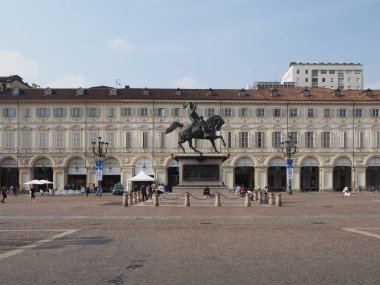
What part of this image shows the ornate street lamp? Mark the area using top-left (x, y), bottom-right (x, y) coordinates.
top-left (92, 137), bottom-right (109, 188)
top-left (281, 135), bottom-right (297, 195)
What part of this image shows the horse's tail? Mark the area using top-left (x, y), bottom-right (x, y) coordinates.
top-left (165, 121), bottom-right (183, 134)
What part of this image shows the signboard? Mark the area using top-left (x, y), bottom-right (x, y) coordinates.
top-left (96, 160), bottom-right (103, 181)
top-left (286, 159), bottom-right (293, 180)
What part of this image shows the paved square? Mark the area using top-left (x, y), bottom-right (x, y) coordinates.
top-left (0, 192), bottom-right (379, 284)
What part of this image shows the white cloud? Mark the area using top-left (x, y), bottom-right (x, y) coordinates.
top-left (0, 50), bottom-right (39, 79)
top-left (366, 81), bottom-right (380, 89)
top-left (43, 74), bottom-right (90, 88)
top-left (169, 75), bottom-right (203, 89)
top-left (107, 37), bottom-right (136, 50)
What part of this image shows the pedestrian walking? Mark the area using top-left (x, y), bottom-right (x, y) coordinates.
top-left (0, 186), bottom-right (7, 203)
top-left (95, 185), bottom-right (102, 198)
top-left (30, 187), bottom-right (36, 202)
top-left (86, 186), bottom-right (90, 197)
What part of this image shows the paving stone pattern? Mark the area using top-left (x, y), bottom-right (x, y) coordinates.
top-left (0, 192), bottom-right (379, 285)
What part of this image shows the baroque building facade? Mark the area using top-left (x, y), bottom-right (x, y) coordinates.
top-left (0, 85), bottom-right (379, 192)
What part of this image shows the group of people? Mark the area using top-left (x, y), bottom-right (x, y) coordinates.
top-left (137, 183), bottom-right (169, 201)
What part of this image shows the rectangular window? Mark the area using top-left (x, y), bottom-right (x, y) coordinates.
top-left (305, 132), bottom-right (314, 148)
top-left (289, 109), bottom-right (298, 117)
top-left (273, 109), bottom-right (282, 117)
top-left (21, 132), bottom-right (31, 148)
top-left (38, 132), bottom-right (48, 148)
top-left (106, 108), bottom-right (115, 117)
top-left (256, 108), bottom-right (265, 117)
top-left (227, 132), bottom-right (232, 148)
top-left (160, 132), bottom-right (165, 148)
top-left (72, 132), bottom-right (81, 148)
top-left (173, 108), bottom-right (183, 117)
top-left (312, 70), bottom-right (318, 76)
top-left (53, 108), bottom-right (66, 117)
top-left (156, 108), bottom-right (166, 117)
top-left (71, 108), bottom-right (83, 117)
top-left (296, 69), bottom-right (300, 74)
top-left (55, 132), bottom-right (64, 149)
top-left (324, 109), bottom-right (331, 118)
top-left (321, 70), bottom-right (327, 74)
top-left (125, 132), bottom-right (131, 148)
top-left (223, 108), bottom-right (232, 117)
top-left (371, 109), bottom-right (379, 117)
top-left (89, 132), bottom-right (98, 147)
top-left (331, 78), bottom-right (335, 82)
top-left (339, 131), bottom-right (347, 148)
top-left (373, 131), bottom-right (380, 148)
top-left (338, 109), bottom-right (347, 118)
top-left (305, 78), bottom-right (309, 83)
top-left (355, 109), bottom-right (363, 117)
top-left (106, 132), bottom-right (115, 148)
top-left (206, 108), bottom-right (215, 117)
top-left (305, 70), bottom-right (309, 74)
top-left (121, 108), bottom-right (132, 116)
top-left (289, 132), bottom-right (298, 146)
top-left (37, 108), bottom-right (50, 117)
top-left (272, 132), bottom-right (282, 148)
top-left (4, 131), bottom-right (14, 148)
top-left (307, 109), bottom-right (315, 118)
top-left (256, 132), bottom-right (265, 148)
top-left (322, 132), bottom-right (331, 148)
top-left (239, 132), bottom-right (248, 148)
top-left (21, 108), bottom-right (30, 117)
top-left (87, 108), bottom-right (100, 117)
top-left (240, 108), bottom-right (250, 117)
top-left (140, 108), bottom-right (149, 117)
top-left (356, 131), bottom-right (364, 148)
top-left (142, 131), bottom-right (148, 148)
top-left (329, 70), bottom-right (335, 74)
top-left (3, 108), bottom-right (16, 117)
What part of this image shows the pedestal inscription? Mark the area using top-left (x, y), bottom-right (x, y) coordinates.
top-left (183, 164), bottom-right (219, 181)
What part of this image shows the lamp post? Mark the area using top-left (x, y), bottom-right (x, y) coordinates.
top-left (281, 135), bottom-right (297, 195)
top-left (92, 137), bottom-right (109, 189)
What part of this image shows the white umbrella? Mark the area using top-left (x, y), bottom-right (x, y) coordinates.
top-left (24, 180), bottom-right (43, 185)
top-left (39, 179), bottom-right (53, 184)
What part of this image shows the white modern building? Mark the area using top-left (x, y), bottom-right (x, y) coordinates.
top-left (281, 62), bottom-right (363, 90)
top-left (0, 82), bottom-right (379, 193)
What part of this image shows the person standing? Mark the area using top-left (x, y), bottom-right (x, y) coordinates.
top-left (140, 184), bottom-right (147, 201)
top-left (0, 186), bottom-right (7, 203)
top-left (30, 187), bottom-right (36, 202)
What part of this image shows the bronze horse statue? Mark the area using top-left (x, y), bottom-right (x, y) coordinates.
top-left (165, 114), bottom-right (226, 153)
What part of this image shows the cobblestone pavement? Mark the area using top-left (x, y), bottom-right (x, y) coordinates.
top-left (0, 192), bottom-right (379, 285)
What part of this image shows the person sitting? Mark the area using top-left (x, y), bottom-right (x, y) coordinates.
top-left (203, 187), bottom-right (210, 198)
top-left (343, 186), bottom-right (350, 197)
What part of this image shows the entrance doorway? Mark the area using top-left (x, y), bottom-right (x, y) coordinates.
top-left (333, 157), bottom-right (352, 191)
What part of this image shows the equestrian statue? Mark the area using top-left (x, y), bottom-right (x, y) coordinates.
top-left (165, 102), bottom-right (226, 153)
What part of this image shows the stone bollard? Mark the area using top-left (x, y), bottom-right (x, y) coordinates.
top-left (253, 190), bottom-right (258, 201)
top-left (258, 191), bottom-right (262, 203)
top-left (128, 193), bottom-right (133, 206)
top-left (275, 193), bottom-right (282, 207)
top-left (268, 193), bottom-right (274, 206)
top-left (122, 193), bottom-right (128, 207)
top-left (184, 192), bottom-right (190, 207)
top-left (215, 192), bottom-right (221, 207)
top-left (245, 193), bottom-right (251, 207)
top-left (153, 193), bottom-right (159, 207)
top-left (263, 192), bottom-right (268, 204)
top-left (133, 192), bottom-right (137, 204)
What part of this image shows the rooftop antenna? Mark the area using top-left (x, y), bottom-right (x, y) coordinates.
top-left (116, 79), bottom-right (121, 87)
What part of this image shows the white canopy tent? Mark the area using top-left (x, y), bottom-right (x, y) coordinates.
top-left (126, 170), bottom-right (154, 192)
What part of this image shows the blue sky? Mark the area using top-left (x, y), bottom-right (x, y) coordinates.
top-left (1, 0), bottom-right (379, 89)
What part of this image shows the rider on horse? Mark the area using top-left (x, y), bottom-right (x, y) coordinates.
top-left (184, 102), bottom-right (211, 138)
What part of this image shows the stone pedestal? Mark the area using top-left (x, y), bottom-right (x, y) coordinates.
top-left (172, 153), bottom-right (229, 192)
